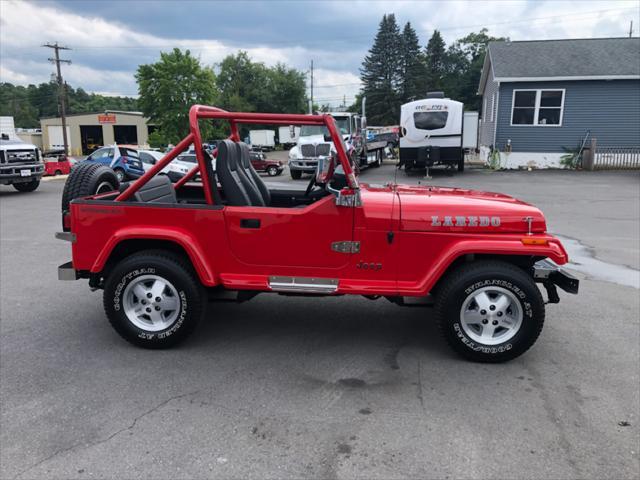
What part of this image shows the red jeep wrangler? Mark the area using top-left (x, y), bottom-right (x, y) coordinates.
top-left (56, 105), bottom-right (578, 362)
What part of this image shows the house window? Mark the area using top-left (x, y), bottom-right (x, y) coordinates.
top-left (511, 89), bottom-right (564, 126)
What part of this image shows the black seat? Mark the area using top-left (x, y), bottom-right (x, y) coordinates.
top-left (216, 140), bottom-right (252, 206)
top-left (201, 147), bottom-right (222, 205)
top-left (232, 143), bottom-right (265, 206)
top-left (132, 175), bottom-right (177, 203)
top-left (237, 142), bottom-right (271, 206)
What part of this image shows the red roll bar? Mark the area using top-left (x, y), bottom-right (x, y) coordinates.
top-left (116, 105), bottom-right (357, 204)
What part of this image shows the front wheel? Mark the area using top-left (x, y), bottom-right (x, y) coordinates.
top-left (13, 179), bottom-right (40, 192)
top-left (290, 169), bottom-right (302, 180)
top-left (435, 261), bottom-right (545, 363)
top-left (103, 251), bottom-right (203, 348)
top-left (267, 166), bottom-right (279, 176)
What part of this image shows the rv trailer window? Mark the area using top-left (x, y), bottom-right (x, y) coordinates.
top-left (413, 111), bottom-right (448, 130)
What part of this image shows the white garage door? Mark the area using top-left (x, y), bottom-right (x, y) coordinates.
top-left (47, 126), bottom-right (71, 149)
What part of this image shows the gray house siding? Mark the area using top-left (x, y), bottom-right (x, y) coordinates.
top-left (478, 66), bottom-right (499, 147)
top-left (495, 79), bottom-right (640, 152)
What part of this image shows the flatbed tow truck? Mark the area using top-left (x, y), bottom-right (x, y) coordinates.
top-left (56, 105), bottom-right (578, 362)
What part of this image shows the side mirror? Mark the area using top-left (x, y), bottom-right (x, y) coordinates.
top-left (324, 133), bottom-right (332, 142)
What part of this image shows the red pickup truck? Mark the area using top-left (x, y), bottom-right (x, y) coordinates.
top-left (56, 105), bottom-right (578, 362)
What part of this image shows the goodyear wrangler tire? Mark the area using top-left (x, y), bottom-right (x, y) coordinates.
top-left (103, 251), bottom-right (203, 349)
top-left (435, 261), bottom-right (545, 363)
top-left (61, 162), bottom-right (119, 212)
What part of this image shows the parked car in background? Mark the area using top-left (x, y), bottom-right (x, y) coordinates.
top-left (43, 149), bottom-right (71, 176)
top-left (250, 150), bottom-right (283, 176)
top-left (138, 149), bottom-right (193, 182)
top-left (83, 145), bottom-right (144, 181)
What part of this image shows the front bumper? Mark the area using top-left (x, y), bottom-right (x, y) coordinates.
top-left (289, 159), bottom-right (318, 172)
top-left (533, 259), bottom-right (579, 303)
top-left (0, 163), bottom-right (44, 184)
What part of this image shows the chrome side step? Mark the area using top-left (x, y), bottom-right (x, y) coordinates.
top-left (268, 276), bottom-right (339, 294)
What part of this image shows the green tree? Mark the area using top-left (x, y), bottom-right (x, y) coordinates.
top-left (444, 29), bottom-right (508, 110)
top-left (399, 21), bottom-right (426, 103)
top-left (136, 48), bottom-right (217, 143)
top-left (424, 30), bottom-right (446, 93)
top-left (216, 51), bottom-right (263, 112)
top-left (360, 13), bottom-right (403, 125)
top-left (263, 63), bottom-right (307, 113)
top-left (216, 52), bottom-right (306, 114)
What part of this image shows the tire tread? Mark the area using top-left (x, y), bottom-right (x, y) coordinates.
top-left (434, 260), bottom-right (545, 362)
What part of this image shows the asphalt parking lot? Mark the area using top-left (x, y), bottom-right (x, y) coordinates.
top-left (1, 165), bottom-right (639, 479)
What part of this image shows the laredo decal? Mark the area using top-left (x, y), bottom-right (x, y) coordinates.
top-left (431, 215), bottom-right (501, 227)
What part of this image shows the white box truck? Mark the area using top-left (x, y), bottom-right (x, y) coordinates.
top-left (249, 130), bottom-right (276, 151)
top-left (278, 126), bottom-right (300, 149)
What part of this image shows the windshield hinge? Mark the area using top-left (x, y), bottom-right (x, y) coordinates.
top-left (331, 241), bottom-right (361, 254)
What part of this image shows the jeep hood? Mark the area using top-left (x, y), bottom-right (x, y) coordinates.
top-left (394, 184), bottom-right (547, 233)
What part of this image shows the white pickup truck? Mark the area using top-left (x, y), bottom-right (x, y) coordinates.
top-left (287, 98), bottom-right (387, 179)
top-left (0, 135), bottom-right (44, 192)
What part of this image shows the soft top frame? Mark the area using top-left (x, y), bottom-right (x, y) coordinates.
top-left (115, 105), bottom-right (358, 205)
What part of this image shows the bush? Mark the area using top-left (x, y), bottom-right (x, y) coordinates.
top-left (148, 130), bottom-right (168, 149)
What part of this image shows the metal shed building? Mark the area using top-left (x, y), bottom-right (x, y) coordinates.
top-left (40, 111), bottom-right (153, 155)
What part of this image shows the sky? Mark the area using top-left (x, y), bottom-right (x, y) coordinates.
top-left (1, 0), bottom-right (638, 107)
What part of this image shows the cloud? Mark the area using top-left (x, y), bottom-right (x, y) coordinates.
top-left (1, 0), bottom-right (638, 108)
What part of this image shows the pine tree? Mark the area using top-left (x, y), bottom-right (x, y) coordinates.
top-left (360, 14), bottom-right (403, 125)
top-left (424, 30), bottom-right (446, 93)
top-left (399, 22), bottom-right (426, 103)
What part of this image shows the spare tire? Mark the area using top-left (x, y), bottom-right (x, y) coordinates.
top-left (61, 162), bottom-right (120, 212)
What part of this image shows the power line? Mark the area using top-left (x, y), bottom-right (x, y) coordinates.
top-left (43, 42), bottom-right (71, 155)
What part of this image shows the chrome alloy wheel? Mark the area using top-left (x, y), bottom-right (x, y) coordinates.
top-left (460, 286), bottom-right (523, 346)
top-left (122, 275), bottom-right (181, 332)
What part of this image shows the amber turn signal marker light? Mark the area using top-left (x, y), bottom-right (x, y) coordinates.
top-left (521, 237), bottom-right (548, 245)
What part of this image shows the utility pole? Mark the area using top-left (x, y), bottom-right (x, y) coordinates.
top-left (310, 60), bottom-right (314, 114)
top-left (629, 20), bottom-right (634, 38)
top-left (43, 42), bottom-right (71, 155)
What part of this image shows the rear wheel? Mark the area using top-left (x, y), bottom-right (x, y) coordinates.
top-left (290, 169), bottom-right (302, 180)
top-left (458, 154), bottom-right (465, 172)
top-left (435, 261), bottom-right (545, 363)
top-left (55, 169), bottom-right (62, 176)
top-left (61, 162), bottom-right (119, 212)
top-left (13, 179), bottom-right (40, 192)
top-left (267, 166), bottom-right (279, 176)
top-left (103, 251), bottom-right (203, 349)
top-left (114, 168), bottom-right (126, 182)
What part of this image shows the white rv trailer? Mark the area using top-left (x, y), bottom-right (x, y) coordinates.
top-left (399, 92), bottom-right (467, 172)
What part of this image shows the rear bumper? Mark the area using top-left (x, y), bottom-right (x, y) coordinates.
top-left (533, 259), bottom-right (579, 302)
top-left (58, 261), bottom-right (79, 281)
